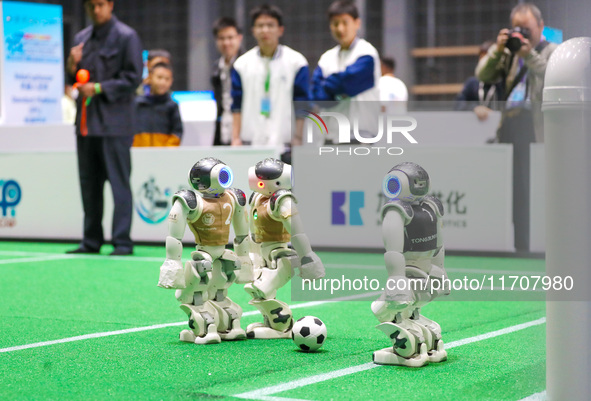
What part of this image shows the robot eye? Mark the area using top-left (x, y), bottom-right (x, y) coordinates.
top-left (218, 167), bottom-right (233, 188)
top-left (388, 178), bottom-right (400, 195)
top-left (258, 181), bottom-right (265, 188)
top-left (383, 175), bottom-right (401, 198)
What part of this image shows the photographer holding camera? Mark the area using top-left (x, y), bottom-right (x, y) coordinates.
top-left (476, 3), bottom-right (557, 252)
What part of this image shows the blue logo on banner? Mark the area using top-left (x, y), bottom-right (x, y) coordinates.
top-left (331, 191), bottom-right (364, 226)
top-left (134, 177), bottom-right (173, 224)
top-left (0, 180), bottom-right (22, 217)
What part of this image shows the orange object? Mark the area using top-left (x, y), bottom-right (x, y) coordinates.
top-left (80, 100), bottom-right (88, 136)
top-left (76, 69), bottom-right (90, 84)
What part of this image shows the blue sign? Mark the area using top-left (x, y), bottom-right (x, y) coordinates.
top-left (543, 26), bottom-right (563, 45)
top-left (2, 1), bottom-right (64, 124)
top-left (331, 191), bottom-right (364, 226)
top-left (0, 180), bottom-right (22, 217)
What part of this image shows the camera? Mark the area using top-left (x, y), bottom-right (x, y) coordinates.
top-left (506, 27), bottom-right (531, 53)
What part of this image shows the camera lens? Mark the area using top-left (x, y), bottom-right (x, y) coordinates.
top-left (506, 35), bottom-right (523, 53)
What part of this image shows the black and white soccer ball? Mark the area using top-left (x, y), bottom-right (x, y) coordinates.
top-left (292, 316), bottom-right (327, 352)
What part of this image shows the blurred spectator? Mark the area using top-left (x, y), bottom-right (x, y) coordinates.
top-left (133, 63), bottom-right (183, 147)
top-left (66, 0), bottom-right (143, 256)
top-left (311, 0), bottom-right (381, 141)
top-left (475, 2), bottom-right (557, 252)
top-left (379, 56), bottom-right (408, 114)
top-left (211, 17), bottom-right (243, 146)
top-left (137, 49), bottom-right (172, 96)
top-left (476, 3), bottom-right (556, 142)
top-left (455, 41), bottom-right (503, 122)
top-left (231, 4), bottom-right (309, 149)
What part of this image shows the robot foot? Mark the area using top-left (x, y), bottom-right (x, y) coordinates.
top-left (374, 321), bottom-right (429, 367)
top-left (179, 329), bottom-right (197, 343)
top-left (194, 323), bottom-right (222, 345)
top-left (412, 313), bottom-right (442, 338)
top-left (219, 319), bottom-right (247, 341)
top-left (427, 339), bottom-right (447, 363)
top-left (411, 312), bottom-right (446, 361)
top-left (373, 343), bottom-right (429, 367)
top-left (246, 322), bottom-right (291, 339)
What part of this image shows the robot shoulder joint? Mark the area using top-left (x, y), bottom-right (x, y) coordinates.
top-left (270, 189), bottom-right (297, 213)
top-left (172, 189), bottom-right (199, 211)
top-left (423, 195), bottom-right (444, 217)
top-left (227, 188), bottom-right (247, 207)
top-left (248, 191), bottom-right (259, 206)
top-left (380, 199), bottom-right (413, 224)
top-left (172, 190), bottom-right (203, 221)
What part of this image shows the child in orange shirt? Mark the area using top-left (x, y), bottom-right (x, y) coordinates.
top-left (133, 63), bottom-right (183, 147)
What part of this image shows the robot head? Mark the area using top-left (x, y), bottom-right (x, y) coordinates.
top-left (382, 162), bottom-right (430, 203)
top-left (248, 158), bottom-right (292, 196)
top-left (188, 157), bottom-right (233, 196)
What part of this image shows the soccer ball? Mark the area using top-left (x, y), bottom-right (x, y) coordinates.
top-left (292, 316), bottom-right (327, 352)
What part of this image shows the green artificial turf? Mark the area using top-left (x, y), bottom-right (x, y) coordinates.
top-left (0, 242), bottom-right (546, 400)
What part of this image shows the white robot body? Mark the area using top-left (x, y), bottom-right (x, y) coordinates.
top-left (244, 158), bottom-right (325, 339)
top-left (372, 162), bottom-right (448, 367)
top-left (158, 158), bottom-right (251, 344)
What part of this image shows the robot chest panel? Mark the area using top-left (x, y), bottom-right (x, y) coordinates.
top-left (191, 196), bottom-right (233, 240)
top-left (403, 205), bottom-right (438, 253)
top-left (252, 198), bottom-right (288, 242)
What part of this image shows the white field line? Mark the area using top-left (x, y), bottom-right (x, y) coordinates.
top-left (518, 391), bottom-right (546, 400)
top-left (0, 255), bottom-right (75, 265)
top-left (234, 317), bottom-right (547, 401)
top-left (325, 263), bottom-right (545, 276)
top-left (0, 291), bottom-right (381, 354)
top-left (0, 251), bottom-right (544, 277)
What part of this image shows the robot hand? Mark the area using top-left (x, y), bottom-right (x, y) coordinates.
top-left (235, 255), bottom-right (254, 284)
top-left (158, 258), bottom-right (186, 289)
top-left (384, 275), bottom-right (415, 309)
top-left (298, 252), bottom-right (325, 280)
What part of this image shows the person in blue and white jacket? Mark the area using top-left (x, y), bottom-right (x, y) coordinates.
top-left (311, 0), bottom-right (381, 142)
top-left (231, 4), bottom-right (309, 149)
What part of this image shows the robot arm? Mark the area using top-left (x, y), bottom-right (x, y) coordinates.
top-left (382, 209), bottom-right (406, 276)
top-left (228, 188), bottom-right (254, 283)
top-left (277, 197), bottom-right (325, 280)
top-left (382, 208), bottom-right (414, 306)
top-left (158, 192), bottom-right (201, 289)
top-left (229, 188), bottom-right (249, 249)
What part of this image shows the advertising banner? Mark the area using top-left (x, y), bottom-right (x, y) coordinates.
top-left (1, 1), bottom-right (64, 124)
top-left (293, 145), bottom-right (514, 252)
top-left (0, 147), bottom-right (277, 242)
top-left (0, 145), bottom-right (512, 251)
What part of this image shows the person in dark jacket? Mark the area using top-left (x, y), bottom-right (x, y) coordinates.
top-left (66, 0), bottom-right (143, 256)
top-left (454, 41), bottom-right (504, 121)
top-left (133, 63), bottom-right (182, 147)
top-left (211, 17), bottom-right (243, 146)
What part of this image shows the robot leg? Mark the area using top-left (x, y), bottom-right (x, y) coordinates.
top-left (244, 248), bottom-right (294, 300)
top-left (205, 249), bottom-right (246, 340)
top-left (246, 298), bottom-right (293, 339)
top-left (245, 248), bottom-right (295, 339)
top-left (371, 285), bottom-right (429, 367)
top-left (410, 309), bottom-right (447, 363)
top-left (179, 302), bottom-right (221, 345)
top-left (372, 312), bottom-right (429, 367)
top-left (174, 252), bottom-right (220, 344)
top-left (210, 291), bottom-right (246, 341)
top-left (174, 252), bottom-right (213, 304)
top-left (406, 266), bottom-right (447, 362)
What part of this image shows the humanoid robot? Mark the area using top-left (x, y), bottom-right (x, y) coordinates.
top-left (244, 158), bottom-right (325, 339)
top-left (158, 158), bottom-right (252, 344)
top-left (371, 162), bottom-right (449, 367)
